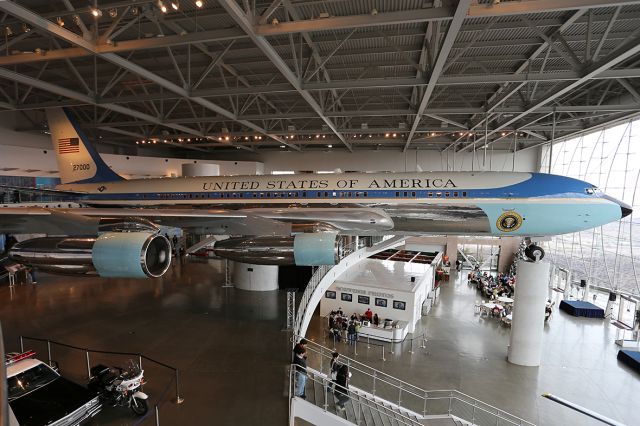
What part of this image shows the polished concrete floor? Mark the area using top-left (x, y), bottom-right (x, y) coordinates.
top-left (3, 261), bottom-right (639, 426)
top-left (307, 271), bottom-right (640, 426)
top-left (0, 259), bottom-right (290, 425)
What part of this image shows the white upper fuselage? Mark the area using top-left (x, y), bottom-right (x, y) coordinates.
top-left (55, 171), bottom-right (625, 237)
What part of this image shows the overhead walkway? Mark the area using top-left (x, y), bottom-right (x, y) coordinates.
top-left (294, 236), bottom-right (407, 337)
top-left (290, 340), bottom-right (534, 426)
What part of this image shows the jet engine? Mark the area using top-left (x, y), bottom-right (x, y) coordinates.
top-left (212, 233), bottom-right (339, 266)
top-left (9, 232), bottom-right (171, 278)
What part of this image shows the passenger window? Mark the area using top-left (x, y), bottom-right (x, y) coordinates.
top-left (462, 191), bottom-right (467, 197)
top-left (445, 192), bottom-right (450, 197)
top-left (411, 192), bottom-right (416, 197)
top-left (453, 191), bottom-right (458, 197)
top-left (436, 192), bottom-right (442, 197)
top-left (396, 191), bottom-right (400, 197)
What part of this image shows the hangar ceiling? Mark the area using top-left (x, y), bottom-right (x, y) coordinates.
top-left (0, 0), bottom-right (639, 154)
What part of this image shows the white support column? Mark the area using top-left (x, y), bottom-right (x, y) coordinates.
top-left (508, 259), bottom-right (550, 367)
top-left (563, 270), bottom-right (572, 300)
top-left (232, 262), bottom-right (279, 291)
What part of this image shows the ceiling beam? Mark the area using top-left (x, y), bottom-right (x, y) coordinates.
top-left (253, 0), bottom-right (640, 35)
top-left (0, 1), bottom-right (292, 152)
top-left (461, 37), bottom-right (640, 152)
top-left (219, 0), bottom-right (351, 152)
top-left (403, 0), bottom-right (472, 151)
top-left (0, 66), bottom-right (216, 153)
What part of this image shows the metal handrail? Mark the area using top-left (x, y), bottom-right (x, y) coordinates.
top-left (289, 365), bottom-right (421, 426)
top-left (19, 335), bottom-right (183, 404)
top-left (295, 336), bottom-right (535, 425)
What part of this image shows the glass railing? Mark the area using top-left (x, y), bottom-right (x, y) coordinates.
top-left (295, 337), bottom-right (535, 426)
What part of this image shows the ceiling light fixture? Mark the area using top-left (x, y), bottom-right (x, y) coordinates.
top-left (56, 17), bottom-right (64, 27)
top-left (195, 0), bottom-right (204, 8)
top-left (327, 144), bottom-right (332, 148)
top-left (91, 8), bottom-right (102, 18)
top-left (109, 9), bottom-right (118, 18)
top-left (171, 1), bottom-right (180, 10)
top-left (158, 1), bottom-right (168, 13)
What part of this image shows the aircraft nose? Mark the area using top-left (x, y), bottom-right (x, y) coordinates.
top-left (602, 194), bottom-right (632, 218)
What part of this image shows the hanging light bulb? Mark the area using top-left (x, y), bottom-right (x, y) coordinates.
top-left (195, 0), bottom-right (204, 7)
top-left (158, 1), bottom-right (168, 13)
top-left (91, 8), bottom-right (102, 18)
top-left (171, 1), bottom-right (180, 10)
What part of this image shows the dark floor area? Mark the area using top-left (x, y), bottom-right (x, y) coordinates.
top-left (1, 259), bottom-right (290, 425)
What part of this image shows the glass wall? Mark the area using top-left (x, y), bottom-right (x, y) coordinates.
top-left (540, 119), bottom-right (640, 296)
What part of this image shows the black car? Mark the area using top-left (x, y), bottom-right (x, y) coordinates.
top-left (6, 352), bottom-right (102, 426)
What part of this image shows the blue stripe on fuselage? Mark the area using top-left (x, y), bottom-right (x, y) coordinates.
top-left (79, 173), bottom-right (595, 202)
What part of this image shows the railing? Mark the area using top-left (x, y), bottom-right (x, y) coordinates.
top-left (19, 335), bottom-right (183, 425)
top-left (296, 337), bottom-right (535, 426)
top-left (289, 364), bottom-right (421, 426)
top-left (321, 315), bottom-right (428, 360)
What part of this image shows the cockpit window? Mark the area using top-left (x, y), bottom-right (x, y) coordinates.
top-left (585, 188), bottom-right (594, 195)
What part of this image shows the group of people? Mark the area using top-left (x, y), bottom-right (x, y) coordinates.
top-left (328, 308), bottom-right (381, 344)
top-left (469, 267), bottom-right (516, 300)
top-left (292, 339), bottom-right (351, 410)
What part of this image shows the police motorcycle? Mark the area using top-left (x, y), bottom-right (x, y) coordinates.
top-left (88, 360), bottom-right (149, 415)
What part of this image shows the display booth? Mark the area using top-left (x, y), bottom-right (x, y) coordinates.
top-left (320, 249), bottom-right (438, 342)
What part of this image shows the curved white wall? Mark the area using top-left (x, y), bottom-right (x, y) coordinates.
top-left (232, 262), bottom-right (279, 291)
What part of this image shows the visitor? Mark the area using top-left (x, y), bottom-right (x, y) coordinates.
top-left (365, 308), bottom-right (373, 322)
top-left (293, 347), bottom-right (307, 399)
top-left (373, 313), bottom-right (379, 326)
top-left (334, 364), bottom-right (350, 410)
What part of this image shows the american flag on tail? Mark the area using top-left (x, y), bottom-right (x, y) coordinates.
top-left (58, 137), bottom-right (79, 154)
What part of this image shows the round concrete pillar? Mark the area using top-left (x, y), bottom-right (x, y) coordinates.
top-left (508, 259), bottom-right (550, 367)
top-left (181, 162), bottom-right (219, 177)
top-left (232, 262), bottom-right (279, 291)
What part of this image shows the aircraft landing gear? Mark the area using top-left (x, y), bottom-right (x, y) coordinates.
top-left (524, 244), bottom-right (545, 262)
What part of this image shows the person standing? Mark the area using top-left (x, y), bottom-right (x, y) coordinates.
top-left (347, 321), bottom-right (356, 345)
top-left (329, 352), bottom-right (341, 389)
top-left (293, 347), bottom-right (307, 399)
top-left (334, 364), bottom-right (350, 410)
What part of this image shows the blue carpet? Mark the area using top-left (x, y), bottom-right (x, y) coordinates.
top-left (559, 300), bottom-right (605, 318)
top-left (618, 350), bottom-right (640, 374)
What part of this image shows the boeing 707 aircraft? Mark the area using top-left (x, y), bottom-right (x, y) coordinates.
top-left (0, 108), bottom-right (632, 279)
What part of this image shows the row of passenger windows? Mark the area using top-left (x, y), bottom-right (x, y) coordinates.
top-left (139, 191), bottom-right (468, 200)
top-left (395, 191), bottom-right (468, 198)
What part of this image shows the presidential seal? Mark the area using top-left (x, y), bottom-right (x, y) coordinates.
top-left (496, 211), bottom-right (523, 232)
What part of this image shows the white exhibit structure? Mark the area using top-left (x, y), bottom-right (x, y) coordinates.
top-left (320, 253), bottom-right (436, 341)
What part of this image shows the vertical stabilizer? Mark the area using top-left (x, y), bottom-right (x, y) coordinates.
top-left (46, 107), bottom-right (124, 184)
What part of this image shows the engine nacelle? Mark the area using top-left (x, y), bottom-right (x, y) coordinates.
top-left (92, 232), bottom-right (171, 278)
top-left (212, 233), bottom-right (339, 266)
top-left (9, 232), bottom-right (171, 278)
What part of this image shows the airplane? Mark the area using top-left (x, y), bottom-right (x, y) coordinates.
top-left (0, 108), bottom-right (632, 279)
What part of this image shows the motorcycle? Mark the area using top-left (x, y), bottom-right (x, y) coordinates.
top-left (88, 360), bottom-right (149, 416)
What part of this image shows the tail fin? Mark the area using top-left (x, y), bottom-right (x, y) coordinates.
top-left (46, 107), bottom-right (124, 184)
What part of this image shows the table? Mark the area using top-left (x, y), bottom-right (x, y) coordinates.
top-left (497, 297), bottom-right (514, 304)
top-left (482, 303), bottom-right (503, 310)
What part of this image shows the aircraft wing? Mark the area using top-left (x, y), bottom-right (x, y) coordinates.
top-left (0, 206), bottom-right (393, 236)
top-left (0, 184), bottom-right (88, 197)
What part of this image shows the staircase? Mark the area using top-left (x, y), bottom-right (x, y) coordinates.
top-left (293, 367), bottom-right (463, 426)
top-left (289, 340), bottom-right (535, 426)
